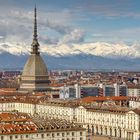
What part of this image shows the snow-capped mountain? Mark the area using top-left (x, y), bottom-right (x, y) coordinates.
top-left (0, 42), bottom-right (29, 55)
top-left (0, 42), bottom-right (140, 58)
top-left (42, 42), bottom-right (140, 58)
top-left (0, 42), bottom-right (140, 70)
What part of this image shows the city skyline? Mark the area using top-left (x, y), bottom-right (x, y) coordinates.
top-left (0, 2), bottom-right (140, 140)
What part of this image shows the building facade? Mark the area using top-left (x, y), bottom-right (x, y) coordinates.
top-left (129, 97), bottom-right (140, 108)
top-left (60, 84), bottom-right (81, 99)
top-left (0, 99), bottom-right (139, 140)
top-left (100, 83), bottom-right (127, 97)
top-left (128, 86), bottom-right (140, 97)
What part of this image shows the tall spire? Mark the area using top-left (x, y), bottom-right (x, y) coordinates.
top-left (31, 5), bottom-right (40, 55)
top-left (34, 5), bottom-right (37, 40)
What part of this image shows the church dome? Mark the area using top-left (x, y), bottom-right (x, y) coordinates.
top-left (22, 54), bottom-right (48, 76)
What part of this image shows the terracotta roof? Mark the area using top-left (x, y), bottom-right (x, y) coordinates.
top-left (0, 112), bottom-right (85, 134)
top-left (133, 108), bottom-right (140, 115)
top-left (79, 96), bottom-right (129, 103)
top-left (127, 85), bottom-right (140, 89)
top-left (0, 88), bottom-right (17, 91)
top-left (0, 112), bottom-right (37, 134)
top-left (49, 84), bottom-right (64, 87)
top-left (86, 106), bottom-right (130, 114)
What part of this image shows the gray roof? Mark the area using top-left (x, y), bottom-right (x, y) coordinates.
top-left (22, 54), bottom-right (48, 76)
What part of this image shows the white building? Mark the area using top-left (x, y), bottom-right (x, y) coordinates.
top-left (0, 98), bottom-right (139, 140)
top-left (60, 84), bottom-right (100, 99)
top-left (128, 85), bottom-right (140, 97)
top-left (60, 84), bottom-right (81, 99)
top-left (100, 83), bottom-right (127, 96)
top-left (129, 97), bottom-right (140, 108)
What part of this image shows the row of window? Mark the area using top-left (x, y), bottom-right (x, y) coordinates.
top-left (40, 131), bottom-right (83, 137)
top-left (1, 135), bottom-right (83, 140)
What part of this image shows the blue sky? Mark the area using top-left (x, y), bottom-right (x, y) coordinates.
top-left (0, 0), bottom-right (140, 44)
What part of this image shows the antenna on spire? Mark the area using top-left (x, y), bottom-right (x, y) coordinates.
top-left (31, 5), bottom-right (40, 55)
top-left (34, 4), bottom-right (37, 40)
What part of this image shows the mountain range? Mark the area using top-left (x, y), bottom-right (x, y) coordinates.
top-left (0, 42), bottom-right (140, 71)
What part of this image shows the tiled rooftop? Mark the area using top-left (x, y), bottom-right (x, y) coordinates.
top-left (0, 112), bottom-right (85, 134)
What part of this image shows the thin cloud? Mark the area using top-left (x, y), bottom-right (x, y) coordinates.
top-left (75, 0), bottom-right (140, 18)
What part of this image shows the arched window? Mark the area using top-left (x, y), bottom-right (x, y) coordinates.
top-left (1, 136), bottom-right (4, 140)
top-left (114, 129), bottom-right (117, 137)
top-left (10, 136), bottom-right (12, 140)
top-left (110, 128), bottom-right (112, 136)
top-left (105, 128), bottom-right (107, 135)
top-left (119, 129), bottom-right (121, 138)
top-left (41, 134), bottom-right (44, 138)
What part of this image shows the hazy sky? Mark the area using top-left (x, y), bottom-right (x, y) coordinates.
top-left (0, 0), bottom-right (140, 44)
